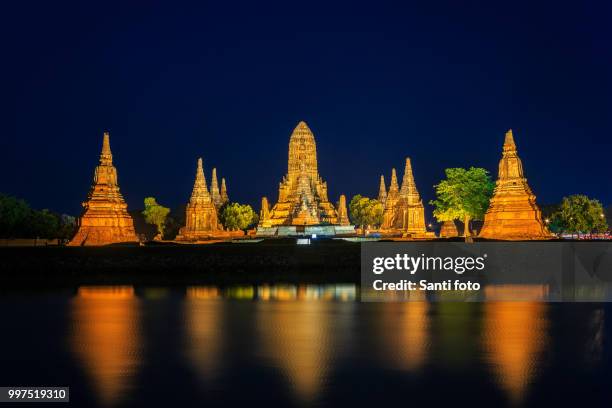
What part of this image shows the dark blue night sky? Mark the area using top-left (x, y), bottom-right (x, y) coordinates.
top-left (2, 1), bottom-right (611, 217)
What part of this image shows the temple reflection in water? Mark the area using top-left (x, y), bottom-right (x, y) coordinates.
top-left (483, 302), bottom-right (548, 403)
top-left (184, 287), bottom-right (224, 385)
top-left (481, 285), bottom-right (549, 403)
top-left (378, 299), bottom-right (430, 372)
top-left (70, 286), bottom-right (142, 407)
top-left (60, 284), bottom-right (598, 406)
top-left (256, 301), bottom-right (354, 404)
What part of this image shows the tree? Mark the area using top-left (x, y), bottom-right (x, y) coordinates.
top-left (430, 167), bottom-right (494, 237)
top-left (551, 195), bottom-right (608, 238)
top-left (58, 214), bottom-right (76, 240)
top-left (142, 197), bottom-right (170, 236)
top-left (349, 195), bottom-right (384, 234)
top-left (0, 194), bottom-right (31, 238)
top-left (220, 203), bottom-right (257, 231)
top-left (25, 209), bottom-right (60, 239)
top-left (160, 204), bottom-right (186, 240)
top-left (0, 193), bottom-right (76, 240)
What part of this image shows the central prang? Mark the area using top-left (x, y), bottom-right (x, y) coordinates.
top-left (257, 121), bottom-right (353, 236)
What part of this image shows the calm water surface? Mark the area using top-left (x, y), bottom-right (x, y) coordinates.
top-left (1, 285), bottom-right (610, 407)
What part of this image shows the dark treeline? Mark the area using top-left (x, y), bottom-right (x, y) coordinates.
top-left (0, 194), bottom-right (75, 239)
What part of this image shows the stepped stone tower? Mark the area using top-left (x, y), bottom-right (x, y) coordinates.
top-left (337, 194), bottom-right (350, 226)
top-left (377, 175), bottom-right (387, 206)
top-left (381, 158), bottom-right (428, 236)
top-left (220, 178), bottom-right (229, 204)
top-left (69, 132), bottom-right (139, 246)
top-left (176, 158), bottom-right (238, 241)
top-left (479, 130), bottom-right (550, 240)
top-left (259, 121), bottom-right (339, 228)
top-left (210, 168), bottom-right (223, 208)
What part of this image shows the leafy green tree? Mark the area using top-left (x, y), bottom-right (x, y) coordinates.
top-left (160, 204), bottom-right (185, 240)
top-left (220, 203), bottom-right (257, 231)
top-left (142, 197), bottom-right (170, 236)
top-left (0, 194), bottom-right (31, 237)
top-left (430, 167), bottom-right (494, 237)
top-left (0, 193), bottom-right (76, 239)
top-left (546, 216), bottom-right (564, 235)
top-left (26, 209), bottom-right (60, 239)
top-left (551, 195), bottom-right (608, 238)
top-left (349, 195), bottom-right (384, 234)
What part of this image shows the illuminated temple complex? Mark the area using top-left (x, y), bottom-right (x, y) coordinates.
top-left (257, 121), bottom-right (354, 236)
top-left (380, 158), bottom-right (433, 238)
top-left (69, 132), bottom-right (139, 246)
top-left (479, 130), bottom-right (550, 240)
top-left (175, 158), bottom-right (243, 241)
top-left (66, 125), bottom-right (558, 243)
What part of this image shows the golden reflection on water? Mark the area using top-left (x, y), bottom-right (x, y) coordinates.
top-left (70, 286), bottom-right (141, 407)
top-left (66, 283), bottom-right (559, 406)
top-left (380, 300), bottom-right (429, 371)
top-left (483, 301), bottom-right (548, 404)
top-left (258, 284), bottom-right (356, 301)
top-left (256, 301), bottom-right (352, 404)
top-left (484, 285), bottom-right (550, 301)
top-left (184, 284), bottom-right (356, 301)
top-left (184, 287), bottom-right (223, 384)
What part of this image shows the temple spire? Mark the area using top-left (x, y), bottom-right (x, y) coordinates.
top-left (479, 130), bottom-right (549, 239)
top-left (100, 131), bottom-right (113, 165)
top-left (190, 158), bottom-right (210, 202)
top-left (210, 168), bottom-right (222, 207)
top-left (257, 121), bottom-right (343, 230)
top-left (220, 177), bottom-right (229, 203)
top-left (378, 175), bottom-right (387, 204)
top-left (400, 157), bottom-right (421, 204)
top-left (211, 168), bottom-right (219, 192)
top-left (503, 129), bottom-right (516, 152)
top-left (68, 130), bottom-right (138, 246)
top-left (288, 120), bottom-right (318, 177)
top-left (291, 121), bottom-right (315, 142)
top-left (176, 156), bottom-right (239, 240)
top-left (381, 158), bottom-right (427, 235)
top-left (389, 168), bottom-right (399, 193)
top-left (400, 157), bottom-right (416, 193)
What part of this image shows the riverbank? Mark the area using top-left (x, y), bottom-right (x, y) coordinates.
top-left (0, 239), bottom-right (361, 287)
top-left (2, 237), bottom-right (606, 288)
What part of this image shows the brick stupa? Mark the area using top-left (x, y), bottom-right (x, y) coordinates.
top-left (337, 194), bottom-right (351, 226)
top-left (479, 130), bottom-right (550, 240)
top-left (69, 132), bottom-right (139, 246)
top-left (176, 158), bottom-right (242, 241)
top-left (381, 158), bottom-right (431, 237)
top-left (260, 197), bottom-right (270, 224)
top-left (439, 220), bottom-right (459, 238)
